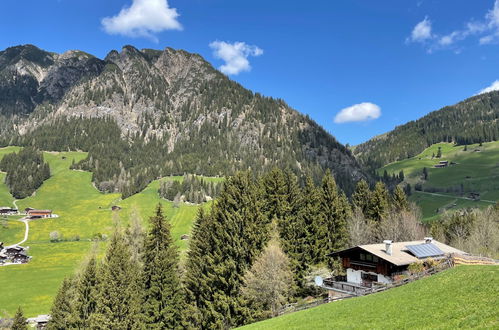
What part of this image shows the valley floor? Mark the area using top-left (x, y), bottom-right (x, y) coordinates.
top-left (0, 147), bottom-right (201, 317)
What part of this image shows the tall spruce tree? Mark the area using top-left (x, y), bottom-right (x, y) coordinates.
top-left (89, 228), bottom-right (143, 329)
top-left (392, 185), bottom-right (409, 212)
top-left (11, 307), bottom-right (27, 330)
top-left (368, 181), bottom-right (390, 223)
top-left (72, 255), bottom-right (98, 329)
top-left (318, 172), bottom-right (351, 268)
top-left (352, 179), bottom-right (371, 216)
top-left (183, 208), bottom-right (213, 327)
top-left (47, 276), bottom-right (76, 330)
top-left (261, 169), bottom-right (308, 290)
top-left (142, 204), bottom-right (184, 329)
top-left (184, 172), bottom-right (270, 329)
top-left (301, 176), bottom-right (322, 265)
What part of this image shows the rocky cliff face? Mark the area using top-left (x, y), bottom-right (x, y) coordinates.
top-left (0, 44), bottom-right (366, 193)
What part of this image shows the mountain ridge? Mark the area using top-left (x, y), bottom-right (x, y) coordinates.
top-left (354, 91), bottom-right (499, 169)
top-left (0, 44), bottom-right (366, 196)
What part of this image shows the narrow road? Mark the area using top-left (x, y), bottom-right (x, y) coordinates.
top-left (415, 191), bottom-right (497, 204)
top-left (9, 199), bottom-right (30, 247)
top-left (15, 218), bottom-right (29, 246)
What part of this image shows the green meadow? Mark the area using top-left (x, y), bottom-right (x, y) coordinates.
top-left (0, 147), bottom-right (208, 317)
top-left (241, 265), bottom-right (499, 330)
top-left (380, 141), bottom-right (499, 220)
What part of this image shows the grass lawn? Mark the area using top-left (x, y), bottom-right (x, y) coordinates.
top-left (379, 141), bottom-right (499, 221)
top-left (0, 147), bottom-right (208, 317)
top-left (241, 265), bottom-right (499, 330)
top-left (0, 218), bottom-right (25, 246)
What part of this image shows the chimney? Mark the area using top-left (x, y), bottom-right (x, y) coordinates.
top-left (383, 240), bottom-right (393, 256)
top-left (424, 237), bottom-right (433, 244)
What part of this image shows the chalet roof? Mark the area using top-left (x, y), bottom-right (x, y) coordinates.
top-left (331, 240), bottom-right (465, 266)
top-left (27, 209), bottom-right (52, 213)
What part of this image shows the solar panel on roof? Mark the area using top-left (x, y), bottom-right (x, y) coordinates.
top-left (405, 243), bottom-right (444, 258)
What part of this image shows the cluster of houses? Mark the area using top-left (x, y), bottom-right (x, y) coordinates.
top-left (0, 242), bottom-right (30, 265)
top-left (0, 207), bottom-right (53, 219)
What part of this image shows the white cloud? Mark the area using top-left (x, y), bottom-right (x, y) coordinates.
top-left (101, 0), bottom-right (182, 42)
top-left (411, 1), bottom-right (499, 52)
top-left (209, 41), bottom-right (263, 75)
top-left (409, 17), bottom-right (433, 43)
top-left (477, 80), bottom-right (499, 95)
top-left (334, 102), bottom-right (381, 124)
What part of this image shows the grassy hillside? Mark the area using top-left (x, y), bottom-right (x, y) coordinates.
top-left (354, 90), bottom-right (499, 170)
top-left (0, 147), bottom-right (206, 317)
top-left (242, 265), bottom-right (499, 329)
top-left (380, 141), bottom-right (499, 221)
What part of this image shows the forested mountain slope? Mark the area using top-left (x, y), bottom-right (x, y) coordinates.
top-left (354, 92), bottom-right (499, 169)
top-left (0, 44), bottom-right (366, 196)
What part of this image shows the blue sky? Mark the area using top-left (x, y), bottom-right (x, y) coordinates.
top-left (1, 0), bottom-right (498, 145)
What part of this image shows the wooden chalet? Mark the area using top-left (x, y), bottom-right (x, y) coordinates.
top-left (12, 250), bottom-right (30, 263)
top-left (4, 245), bottom-right (26, 257)
top-left (0, 207), bottom-right (18, 215)
top-left (328, 238), bottom-right (464, 288)
top-left (27, 209), bottom-right (53, 218)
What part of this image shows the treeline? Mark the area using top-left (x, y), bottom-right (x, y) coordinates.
top-left (355, 91), bottom-right (499, 170)
top-left (44, 169), bottom-right (416, 328)
top-left (158, 175), bottom-right (222, 204)
top-left (431, 205), bottom-right (499, 259)
top-left (16, 115), bottom-right (361, 198)
top-left (0, 147), bottom-right (50, 199)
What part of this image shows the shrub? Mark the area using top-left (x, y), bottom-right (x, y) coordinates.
top-left (408, 261), bottom-right (425, 274)
top-left (50, 231), bottom-right (60, 242)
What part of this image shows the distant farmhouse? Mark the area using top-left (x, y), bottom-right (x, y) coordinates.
top-left (0, 244), bottom-right (31, 265)
top-left (434, 160), bottom-right (449, 168)
top-left (328, 238), bottom-right (463, 288)
top-left (0, 207), bottom-right (18, 215)
top-left (26, 208), bottom-right (53, 219)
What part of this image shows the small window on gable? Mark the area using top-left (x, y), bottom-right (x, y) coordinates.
top-left (373, 255), bottom-right (379, 263)
top-left (360, 253), bottom-right (365, 261)
top-left (366, 254), bottom-right (373, 262)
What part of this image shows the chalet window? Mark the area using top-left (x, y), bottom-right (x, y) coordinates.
top-left (360, 253), bottom-right (366, 261)
top-left (366, 254), bottom-right (373, 262)
top-left (373, 256), bottom-right (379, 263)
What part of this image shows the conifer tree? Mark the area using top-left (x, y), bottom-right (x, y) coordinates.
top-left (261, 169), bottom-right (308, 290)
top-left (184, 172), bottom-right (270, 329)
top-left (352, 179), bottom-right (371, 216)
top-left (392, 185), bottom-right (409, 212)
top-left (301, 176), bottom-right (322, 264)
top-left (89, 228), bottom-right (143, 329)
top-left (11, 307), bottom-right (27, 330)
top-left (368, 181), bottom-right (390, 223)
top-left (318, 172), bottom-right (351, 268)
top-left (47, 276), bottom-right (75, 330)
top-left (183, 208), bottom-right (212, 327)
top-left (72, 255), bottom-right (98, 329)
top-left (142, 204), bottom-right (184, 329)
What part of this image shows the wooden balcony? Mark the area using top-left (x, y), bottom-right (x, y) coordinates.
top-left (322, 278), bottom-right (371, 296)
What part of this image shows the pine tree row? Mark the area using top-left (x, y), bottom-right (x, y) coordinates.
top-left (43, 169), bottom-right (409, 329)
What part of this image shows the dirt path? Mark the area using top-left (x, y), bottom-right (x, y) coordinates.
top-left (415, 191), bottom-right (496, 204)
top-left (9, 199), bottom-right (30, 247)
top-left (15, 218), bottom-right (29, 246)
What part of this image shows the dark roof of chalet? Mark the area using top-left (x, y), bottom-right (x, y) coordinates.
top-left (329, 240), bottom-right (465, 266)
